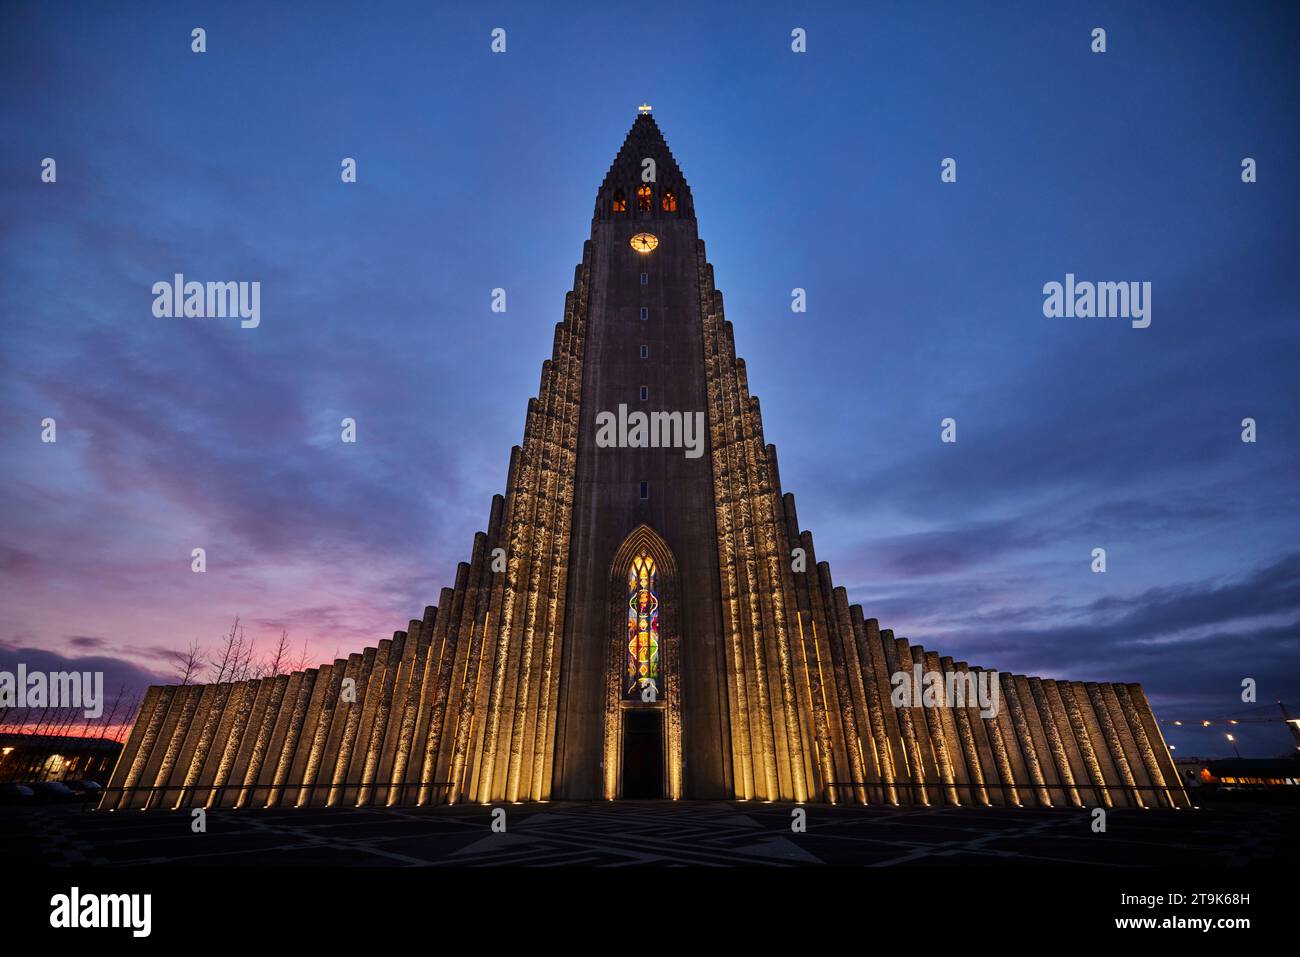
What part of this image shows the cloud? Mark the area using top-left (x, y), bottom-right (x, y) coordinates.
top-left (0, 640), bottom-right (170, 735)
top-left (870, 518), bottom-right (1048, 577)
top-left (66, 635), bottom-right (109, 650)
top-left (0, 640), bottom-right (169, 690)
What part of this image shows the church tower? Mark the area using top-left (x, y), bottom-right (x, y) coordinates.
top-left (104, 112), bottom-right (1188, 812)
top-left (555, 109), bottom-right (727, 801)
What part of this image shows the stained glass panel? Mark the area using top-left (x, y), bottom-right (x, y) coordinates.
top-left (625, 550), bottom-right (660, 699)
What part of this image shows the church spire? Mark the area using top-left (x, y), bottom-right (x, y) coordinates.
top-left (594, 110), bottom-right (695, 223)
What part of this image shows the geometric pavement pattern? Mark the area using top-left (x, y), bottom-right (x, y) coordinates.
top-left (4, 800), bottom-right (1293, 868)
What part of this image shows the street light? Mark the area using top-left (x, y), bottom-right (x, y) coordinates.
top-left (1225, 733), bottom-right (1241, 758)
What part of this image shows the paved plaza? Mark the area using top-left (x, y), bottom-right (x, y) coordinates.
top-left (5, 799), bottom-right (1293, 867)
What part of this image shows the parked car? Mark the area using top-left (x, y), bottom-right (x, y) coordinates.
top-left (63, 779), bottom-right (103, 801)
top-left (0, 783), bottom-right (35, 805)
top-left (27, 781), bottom-right (78, 804)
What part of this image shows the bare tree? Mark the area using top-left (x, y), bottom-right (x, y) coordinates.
top-left (7, 707), bottom-right (31, 734)
top-left (263, 629), bottom-right (293, 677)
top-left (169, 640), bottom-right (206, 685)
top-left (210, 617), bottom-right (257, 684)
top-left (289, 635), bottom-right (313, 673)
top-left (92, 684), bottom-right (129, 743)
top-left (102, 691), bottom-right (142, 744)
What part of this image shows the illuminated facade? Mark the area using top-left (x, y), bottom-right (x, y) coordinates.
top-left (104, 113), bottom-right (1187, 811)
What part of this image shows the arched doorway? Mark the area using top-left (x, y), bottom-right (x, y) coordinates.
top-left (602, 524), bottom-right (683, 799)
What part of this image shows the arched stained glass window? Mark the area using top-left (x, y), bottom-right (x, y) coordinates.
top-left (637, 184), bottom-right (653, 211)
top-left (625, 550), bottom-right (660, 698)
top-left (661, 189), bottom-right (677, 212)
top-left (612, 188), bottom-right (627, 213)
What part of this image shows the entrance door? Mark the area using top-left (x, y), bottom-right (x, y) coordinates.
top-left (621, 710), bottom-right (664, 799)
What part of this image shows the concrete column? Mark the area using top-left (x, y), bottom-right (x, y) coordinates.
top-left (912, 647), bottom-right (959, 805)
top-left (1127, 684), bottom-right (1190, 808)
top-left (468, 450), bottom-right (520, 803)
top-left (1118, 684), bottom-right (1185, 808)
top-left (312, 655), bottom-right (360, 807)
top-left (506, 362), bottom-right (563, 802)
top-left (818, 573), bottom-right (869, 805)
top-left (523, 324), bottom-right (577, 800)
top-left (144, 685), bottom-right (203, 810)
top-left (1099, 683), bottom-right (1155, 808)
top-left (426, 541), bottom-right (486, 804)
top-left (452, 502), bottom-right (510, 804)
top-left (780, 495), bottom-right (838, 802)
top-left (197, 680), bottom-right (252, 806)
top-left (972, 667), bottom-right (1020, 806)
top-left (953, 661), bottom-right (998, 806)
top-left (1057, 681), bottom-right (1113, 807)
top-left (857, 614), bottom-right (907, 805)
top-left (238, 673), bottom-right (289, 808)
top-left (1002, 674), bottom-right (1052, 806)
top-left (296, 661), bottom-right (345, 807)
top-left (890, 635), bottom-right (939, 805)
top-left (702, 300), bottom-right (755, 801)
top-left (1012, 675), bottom-right (1065, 806)
top-left (928, 652), bottom-right (971, 805)
top-left (1032, 678), bottom-right (1083, 807)
top-left (266, 669), bottom-right (317, 808)
top-left (537, 276), bottom-right (587, 801)
top-left (798, 530), bottom-right (853, 802)
top-left (103, 685), bottom-right (165, 811)
top-left (174, 683), bottom-right (229, 808)
top-left (801, 552), bottom-right (863, 803)
top-left (441, 527), bottom-right (499, 804)
top-left (358, 635), bottom-right (403, 805)
top-left (328, 649), bottom-right (374, 807)
top-left (387, 609), bottom-right (437, 806)
top-left (224, 677), bottom-right (273, 807)
top-left (480, 400), bottom-right (546, 803)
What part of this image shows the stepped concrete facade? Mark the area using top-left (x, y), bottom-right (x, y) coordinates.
top-left (104, 113), bottom-right (1188, 811)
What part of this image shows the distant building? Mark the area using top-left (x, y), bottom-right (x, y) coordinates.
top-left (0, 733), bottom-right (122, 783)
top-left (1175, 755), bottom-right (1299, 790)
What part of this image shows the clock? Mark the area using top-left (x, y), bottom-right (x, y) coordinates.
top-left (630, 232), bottom-right (659, 253)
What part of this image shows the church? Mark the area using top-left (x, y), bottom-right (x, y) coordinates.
top-left (103, 111), bottom-right (1188, 811)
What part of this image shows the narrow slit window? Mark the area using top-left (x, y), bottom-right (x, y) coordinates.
top-left (639, 481), bottom-right (649, 500)
top-left (640, 272), bottom-right (648, 285)
top-left (640, 345), bottom-right (649, 359)
top-left (639, 386), bottom-right (648, 401)
top-left (640, 307), bottom-right (648, 320)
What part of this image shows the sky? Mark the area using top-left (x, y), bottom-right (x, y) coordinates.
top-left (1, 1), bottom-right (1297, 756)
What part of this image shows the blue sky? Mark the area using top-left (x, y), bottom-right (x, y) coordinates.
top-left (1, 1), bottom-right (1297, 755)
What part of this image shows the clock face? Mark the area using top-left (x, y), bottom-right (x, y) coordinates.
top-left (630, 232), bottom-right (659, 253)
